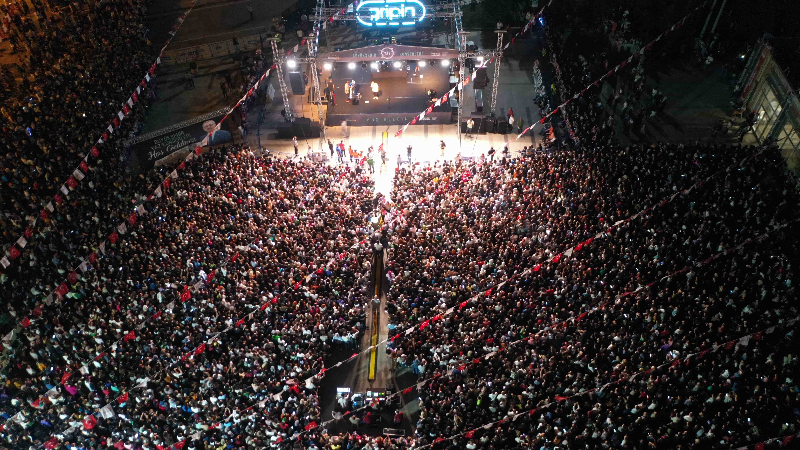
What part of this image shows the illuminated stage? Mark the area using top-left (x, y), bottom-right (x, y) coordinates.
top-left (319, 45), bottom-right (458, 126)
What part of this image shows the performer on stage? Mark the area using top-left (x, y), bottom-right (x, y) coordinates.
top-left (371, 81), bottom-right (379, 99)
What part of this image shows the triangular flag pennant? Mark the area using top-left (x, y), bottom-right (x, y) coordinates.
top-left (195, 343), bottom-right (206, 355)
top-left (123, 331), bottom-right (135, 342)
top-left (109, 231), bottom-right (119, 244)
top-left (72, 169), bottom-right (85, 181)
top-left (16, 236), bottom-right (27, 249)
top-left (402, 387), bottom-right (413, 394)
top-left (173, 440), bottom-right (186, 450)
top-left (100, 404), bottom-right (116, 419)
top-left (117, 223), bottom-right (127, 235)
top-left (67, 271), bottom-right (78, 285)
top-left (21, 317), bottom-right (31, 328)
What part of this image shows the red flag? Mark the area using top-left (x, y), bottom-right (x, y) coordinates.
top-left (485, 288), bottom-right (493, 297)
top-left (132, 92), bottom-right (139, 103)
top-left (56, 283), bottom-right (69, 297)
top-left (68, 271), bottom-right (78, 285)
top-left (724, 341), bottom-right (735, 350)
top-left (21, 317), bottom-right (31, 328)
top-left (109, 231), bottom-right (119, 244)
top-left (194, 146), bottom-right (202, 155)
top-left (195, 343), bottom-right (206, 355)
top-left (751, 331), bottom-right (762, 341)
top-left (40, 208), bottom-right (49, 220)
top-left (91, 146), bottom-right (100, 158)
top-left (236, 318), bottom-right (245, 327)
top-left (533, 264), bottom-right (541, 272)
top-left (419, 320), bottom-right (430, 330)
top-left (9, 246), bottom-right (21, 259)
top-left (207, 270), bottom-right (215, 283)
top-left (473, 358), bottom-right (481, 364)
top-left (173, 440), bottom-right (186, 450)
top-left (291, 385), bottom-right (301, 394)
top-left (44, 438), bottom-right (59, 449)
top-left (79, 160), bottom-right (89, 173)
top-left (465, 430), bottom-right (475, 438)
top-left (459, 301), bottom-right (468, 309)
top-left (114, 441), bottom-right (125, 450)
top-left (82, 415), bottom-right (97, 430)
top-left (390, 333), bottom-right (401, 342)
top-left (163, 178), bottom-right (171, 189)
top-left (528, 408), bottom-right (538, 416)
top-left (32, 305), bottom-right (42, 317)
top-left (66, 176), bottom-right (78, 188)
top-left (124, 331), bottom-right (135, 342)
top-left (574, 243), bottom-right (583, 251)
top-left (552, 254), bottom-right (562, 263)
top-left (153, 311), bottom-right (162, 320)
top-left (305, 421), bottom-right (317, 431)
top-left (180, 290), bottom-right (191, 302)
top-left (554, 395), bottom-right (568, 401)
top-left (261, 303), bottom-right (269, 310)
top-left (61, 373), bottom-right (71, 384)
top-left (25, 228), bottom-right (33, 238)
top-left (782, 435), bottom-right (795, 447)
top-left (402, 387), bottom-right (413, 394)
top-left (128, 214), bottom-right (137, 226)
top-left (89, 252), bottom-right (97, 263)
top-left (178, 161), bottom-right (185, 170)
top-left (755, 444), bottom-right (765, 450)
top-left (118, 392), bottom-right (129, 404)
top-left (112, 117), bottom-right (120, 128)
top-left (232, 252), bottom-right (239, 262)
top-left (54, 194), bottom-right (63, 204)
top-left (434, 437), bottom-right (444, 443)
top-left (93, 352), bottom-right (106, 361)
top-left (293, 282), bottom-right (301, 289)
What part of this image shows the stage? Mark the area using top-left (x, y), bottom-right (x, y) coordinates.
top-left (323, 60), bottom-right (454, 126)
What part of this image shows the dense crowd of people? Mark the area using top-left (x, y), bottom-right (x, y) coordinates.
top-left (0, 146), bottom-right (377, 450)
top-left (381, 140), bottom-right (799, 449)
top-left (0, 0), bottom-right (159, 265)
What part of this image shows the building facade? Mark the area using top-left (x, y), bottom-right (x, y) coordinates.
top-left (738, 39), bottom-right (800, 173)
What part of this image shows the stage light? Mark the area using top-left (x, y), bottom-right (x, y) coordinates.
top-left (287, 59), bottom-right (297, 68)
top-left (477, 56), bottom-right (484, 63)
top-left (393, 61), bottom-right (402, 68)
top-left (370, 62), bottom-right (378, 69)
top-left (418, 61), bottom-right (426, 67)
top-left (348, 62), bottom-right (356, 69)
top-left (442, 60), bottom-right (450, 67)
top-left (323, 62), bottom-right (332, 70)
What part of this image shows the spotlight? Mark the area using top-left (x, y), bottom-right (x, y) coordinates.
top-left (287, 59), bottom-right (297, 68)
top-left (370, 62), bottom-right (378, 69)
top-left (477, 56), bottom-right (484, 63)
top-left (393, 61), bottom-right (402, 68)
top-left (323, 62), bottom-right (332, 70)
top-left (418, 61), bottom-right (426, 67)
top-left (348, 62), bottom-right (356, 69)
top-left (441, 59), bottom-right (450, 67)
top-left (740, 54), bottom-right (746, 59)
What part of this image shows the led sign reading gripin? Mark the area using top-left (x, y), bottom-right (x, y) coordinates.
top-left (356, 0), bottom-right (427, 27)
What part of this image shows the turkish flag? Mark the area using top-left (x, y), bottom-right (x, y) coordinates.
top-left (552, 254), bottom-right (562, 263)
top-left (68, 271), bottom-right (78, 285)
top-left (40, 208), bottom-right (49, 220)
top-left (128, 213), bottom-right (137, 226)
top-left (178, 161), bottom-right (185, 170)
top-left (91, 146), bottom-right (100, 158)
top-left (419, 320), bottom-right (430, 330)
top-left (304, 421), bottom-right (317, 431)
top-left (25, 228), bottom-right (33, 238)
top-left (402, 387), bottom-right (413, 394)
top-left (207, 270), bottom-right (215, 283)
top-left (180, 290), bottom-right (191, 302)
top-left (89, 252), bottom-right (97, 263)
top-left (554, 395), bottom-right (568, 401)
top-left (173, 440), bottom-right (185, 450)
top-left (109, 231), bottom-right (119, 244)
top-left (102, 132), bottom-right (109, 141)
top-left (123, 331), bottom-right (135, 342)
top-left (32, 305), bottom-right (42, 317)
top-left (82, 415), bottom-right (97, 430)
top-left (79, 161), bottom-right (89, 173)
top-left (465, 430), bottom-right (475, 438)
top-left (132, 92), bottom-right (139, 103)
top-left (61, 372), bottom-right (71, 384)
top-left (163, 178), bottom-right (170, 189)
top-left (21, 317), bottom-right (31, 328)
top-left (533, 264), bottom-right (541, 272)
top-left (9, 246), bottom-right (20, 259)
top-left (122, 104), bottom-right (131, 115)
top-left (54, 194), bottom-right (63, 204)
top-left (236, 318), bottom-right (245, 327)
top-left (56, 283), bottom-right (69, 297)
top-left (194, 343), bottom-right (206, 355)
top-left (293, 282), bottom-right (301, 290)
top-left (66, 176), bottom-right (78, 189)
top-left (44, 438), bottom-right (59, 449)
top-left (112, 117), bottom-right (120, 128)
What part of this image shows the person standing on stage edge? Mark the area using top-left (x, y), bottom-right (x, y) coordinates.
top-left (407, 145), bottom-right (412, 163)
top-left (466, 118), bottom-right (474, 137)
top-left (293, 136), bottom-right (299, 157)
top-left (440, 140), bottom-right (446, 157)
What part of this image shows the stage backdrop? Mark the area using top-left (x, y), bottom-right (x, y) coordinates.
top-left (126, 107), bottom-right (242, 171)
